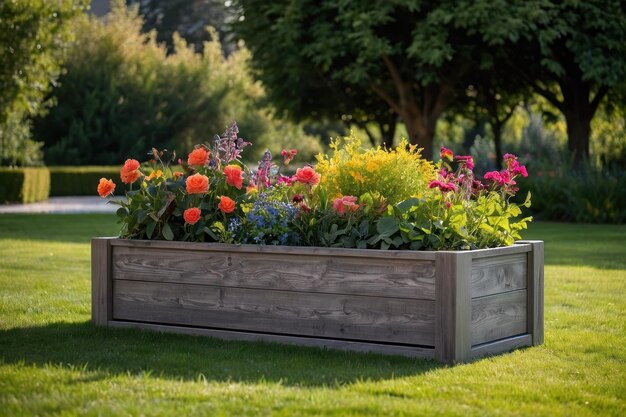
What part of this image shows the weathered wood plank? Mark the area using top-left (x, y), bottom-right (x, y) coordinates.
top-left (111, 246), bottom-right (436, 300)
top-left (471, 253), bottom-right (527, 298)
top-left (108, 321), bottom-right (436, 358)
top-left (91, 238), bottom-right (112, 326)
top-left (435, 252), bottom-right (472, 364)
top-left (471, 334), bottom-right (532, 359)
top-left (110, 238), bottom-right (437, 260)
top-left (471, 289), bottom-right (527, 345)
top-left (113, 280), bottom-right (435, 346)
top-left (518, 240), bottom-right (544, 346)
top-left (470, 244), bottom-right (531, 259)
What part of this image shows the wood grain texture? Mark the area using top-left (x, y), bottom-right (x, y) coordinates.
top-left (471, 334), bottom-right (532, 359)
top-left (112, 280), bottom-right (436, 345)
top-left (435, 252), bottom-right (472, 364)
top-left (471, 289), bottom-right (527, 345)
top-left (471, 253), bottom-right (527, 298)
top-left (518, 240), bottom-right (544, 346)
top-left (111, 246), bottom-right (436, 300)
top-left (110, 238), bottom-right (437, 260)
top-left (91, 238), bottom-right (112, 326)
top-left (108, 321), bottom-right (436, 358)
top-left (469, 244), bottom-right (531, 259)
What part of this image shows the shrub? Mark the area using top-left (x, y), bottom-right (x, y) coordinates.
top-left (517, 166), bottom-right (626, 224)
top-left (315, 135), bottom-right (436, 204)
top-left (0, 167), bottom-right (50, 203)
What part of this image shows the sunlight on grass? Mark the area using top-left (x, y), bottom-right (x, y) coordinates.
top-left (0, 215), bottom-right (625, 416)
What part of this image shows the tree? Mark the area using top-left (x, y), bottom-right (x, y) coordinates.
top-left (454, 0), bottom-right (626, 165)
top-left (234, 0), bottom-right (485, 158)
top-left (0, 0), bottom-right (86, 166)
top-left (126, 0), bottom-right (237, 55)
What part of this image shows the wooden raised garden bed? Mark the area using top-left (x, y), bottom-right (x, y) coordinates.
top-left (92, 238), bottom-right (543, 364)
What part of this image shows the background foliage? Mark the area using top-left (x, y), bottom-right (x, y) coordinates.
top-left (0, 0), bottom-right (86, 166)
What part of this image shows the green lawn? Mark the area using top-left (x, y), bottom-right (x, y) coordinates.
top-left (0, 214), bottom-right (624, 416)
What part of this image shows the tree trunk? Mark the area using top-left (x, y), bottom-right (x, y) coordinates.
top-left (380, 118), bottom-right (396, 149)
top-left (560, 79), bottom-right (595, 166)
top-left (492, 122), bottom-right (503, 170)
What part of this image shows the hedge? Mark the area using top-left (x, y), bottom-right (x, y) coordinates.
top-left (0, 167), bottom-right (50, 203)
top-left (49, 166), bottom-right (122, 196)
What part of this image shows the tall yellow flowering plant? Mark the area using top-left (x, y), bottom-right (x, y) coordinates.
top-left (315, 134), bottom-right (437, 205)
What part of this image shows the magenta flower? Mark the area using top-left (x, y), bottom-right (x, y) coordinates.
top-left (455, 155), bottom-right (475, 170)
top-left (429, 180), bottom-right (458, 193)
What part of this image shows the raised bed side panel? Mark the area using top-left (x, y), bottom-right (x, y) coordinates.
top-left (519, 240), bottom-right (544, 346)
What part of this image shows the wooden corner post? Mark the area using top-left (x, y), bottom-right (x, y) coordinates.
top-left (91, 237), bottom-right (112, 326)
top-left (435, 252), bottom-right (472, 364)
top-left (518, 240), bottom-right (544, 346)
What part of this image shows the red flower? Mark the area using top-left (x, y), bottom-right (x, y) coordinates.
top-left (281, 149), bottom-right (297, 165)
top-left (332, 195), bottom-right (359, 215)
top-left (187, 147), bottom-right (210, 166)
top-left (186, 173), bottom-right (209, 194)
top-left (440, 147), bottom-right (454, 161)
top-left (223, 164), bottom-right (243, 189)
top-left (183, 207), bottom-right (202, 225)
top-left (218, 196), bottom-right (236, 214)
top-left (97, 178), bottom-right (116, 198)
top-left (294, 166), bottom-right (320, 186)
top-left (120, 159), bottom-right (140, 184)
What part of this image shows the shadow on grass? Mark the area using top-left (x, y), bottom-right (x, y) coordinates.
top-left (0, 321), bottom-right (441, 387)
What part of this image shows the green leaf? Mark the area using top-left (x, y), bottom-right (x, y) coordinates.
top-left (116, 207), bottom-right (128, 218)
top-left (146, 221), bottom-right (156, 239)
top-left (162, 223), bottom-right (174, 241)
top-left (396, 198), bottom-right (421, 214)
top-left (376, 216), bottom-right (399, 236)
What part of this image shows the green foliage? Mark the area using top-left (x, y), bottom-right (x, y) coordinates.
top-left (0, 0), bottom-right (85, 166)
top-left (0, 167), bottom-right (50, 203)
top-left (36, 0), bottom-right (309, 166)
top-left (517, 166), bottom-right (626, 224)
top-left (49, 166), bottom-right (123, 196)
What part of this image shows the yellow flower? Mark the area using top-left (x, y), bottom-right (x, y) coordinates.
top-left (147, 170), bottom-right (163, 180)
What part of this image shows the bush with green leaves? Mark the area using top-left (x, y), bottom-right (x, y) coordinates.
top-left (0, 0), bottom-right (85, 166)
top-left (36, 0), bottom-right (320, 166)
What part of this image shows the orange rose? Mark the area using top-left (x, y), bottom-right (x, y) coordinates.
top-left (185, 173), bottom-right (209, 194)
top-left (218, 196), bottom-right (235, 214)
top-left (173, 171), bottom-right (183, 179)
top-left (120, 158), bottom-right (140, 184)
top-left (187, 148), bottom-right (210, 166)
top-left (295, 166), bottom-right (320, 186)
top-left (97, 178), bottom-right (116, 198)
top-left (183, 207), bottom-right (202, 225)
top-left (223, 164), bottom-right (243, 189)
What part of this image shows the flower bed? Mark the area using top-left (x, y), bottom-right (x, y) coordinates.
top-left (92, 122), bottom-right (543, 362)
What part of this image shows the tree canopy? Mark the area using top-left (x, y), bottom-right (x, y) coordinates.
top-left (235, 0), bottom-right (626, 162)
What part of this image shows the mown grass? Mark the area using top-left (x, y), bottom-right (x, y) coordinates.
top-left (0, 214), bottom-right (624, 416)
